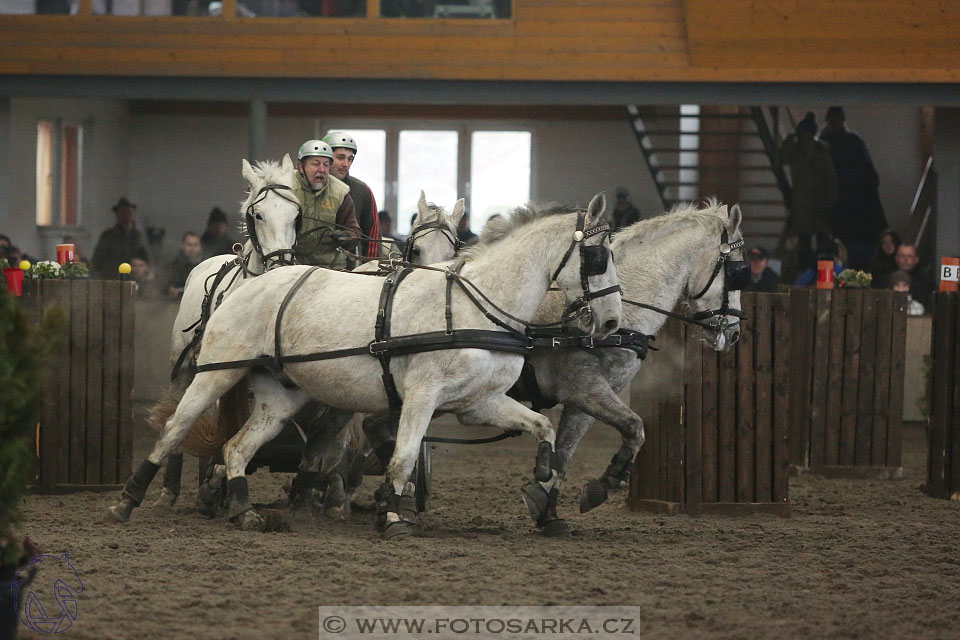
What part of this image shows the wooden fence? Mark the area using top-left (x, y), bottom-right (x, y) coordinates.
top-left (784, 288), bottom-right (907, 476)
top-left (928, 292), bottom-right (960, 500)
top-left (20, 279), bottom-right (136, 493)
top-left (628, 292), bottom-right (791, 516)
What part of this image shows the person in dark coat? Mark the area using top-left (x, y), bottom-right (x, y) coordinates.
top-left (164, 231), bottom-right (204, 299)
top-left (743, 245), bottom-right (780, 292)
top-left (869, 229), bottom-right (901, 289)
top-left (611, 187), bottom-right (641, 231)
top-left (201, 207), bottom-right (238, 258)
top-left (819, 106), bottom-right (887, 270)
top-left (91, 197), bottom-right (149, 279)
top-left (894, 243), bottom-right (935, 307)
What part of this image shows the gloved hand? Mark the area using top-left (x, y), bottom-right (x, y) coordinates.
top-left (332, 231), bottom-right (354, 247)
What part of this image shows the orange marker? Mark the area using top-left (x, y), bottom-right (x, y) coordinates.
top-left (941, 256), bottom-right (960, 292)
top-left (817, 260), bottom-right (834, 289)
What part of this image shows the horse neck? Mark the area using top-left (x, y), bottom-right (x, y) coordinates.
top-left (456, 216), bottom-right (570, 325)
top-left (241, 241), bottom-right (264, 274)
top-left (615, 221), bottom-right (719, 336)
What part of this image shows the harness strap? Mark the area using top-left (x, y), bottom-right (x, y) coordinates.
top-left (274, 266), bottom-right (323, 372)
top-left (375, 267), bottom-right (414, 423)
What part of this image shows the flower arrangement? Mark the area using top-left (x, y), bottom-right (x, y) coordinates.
top-left (836, 269), bottom-right (872, 289)
top-left (25, 260), bottom-right (89, 280)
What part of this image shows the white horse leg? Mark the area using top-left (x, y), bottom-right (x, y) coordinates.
top-left (221, 376), bottom-right (310, 530)
top-left (106, 368), bottom-right (247, 523)
top-left (376, 392), bottom-right (439, 539)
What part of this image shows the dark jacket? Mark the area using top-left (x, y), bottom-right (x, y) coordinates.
top-left (344, 174), bottom-right (380, 258)
top-left (743, 268), bottom-right (780, 293)
top-left (91, 225), bottom-right (147, 279)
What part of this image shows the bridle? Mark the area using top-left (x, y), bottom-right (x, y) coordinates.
top-left (245, 183), bottom-right (302, 270)
top-left (687, 228), bottom-right (748, 332)
top-left (403, 218), bottom-right (461, 263)
top-left (550, 211), bottom-right (621, 329)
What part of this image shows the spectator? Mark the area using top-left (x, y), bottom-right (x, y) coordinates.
top-left (130, 248), bottom-right (161, 298)
top-left (0, 235), bottom-right (37, 266)
top-left (894, 243), bottom-right (934, 307)
top-left (165, 231), bottom-right (204, 300)
top-left (457, 213), bottom-right (478, 246)
top-left (869, 229), bottom-right (901, 289)
top-left (780, 112), bottom-right (838, 273)
top-left (201, 207), bottom-right (238, 258)
top-left (889, 270), bottom-right (925, 316)
top-left (91, 197), bottom-right (149, 279)
top-left (323, 131), bottom-right (381, 258)
top-left (743, 246), bottom-right (780, 292)
top-left (292, 139), bottom-right (360, 268)
top-left (379, 210), bottom-right (398, 242)
top-left (819, 106), bottom-right (887, 270)
top-left (611, 187), bottom-right (641, 231)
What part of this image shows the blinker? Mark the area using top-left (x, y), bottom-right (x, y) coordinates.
top-left (581, 245), bottom-right (609, 277)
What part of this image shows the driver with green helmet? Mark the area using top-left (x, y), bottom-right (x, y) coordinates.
top-left (292, 139), bottom-right (362, 269)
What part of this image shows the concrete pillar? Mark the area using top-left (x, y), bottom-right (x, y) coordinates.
top-left (0, 97), bottom-right (9, 232)
top-left (249, 99), bottom-right (267, 162)
top-left (934, 107), bottom-right (960, 261)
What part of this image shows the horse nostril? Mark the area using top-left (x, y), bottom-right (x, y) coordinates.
top-left (603, 318), bottom-right (619, 334)
top-left (730, 329), bottom-right (741, 344)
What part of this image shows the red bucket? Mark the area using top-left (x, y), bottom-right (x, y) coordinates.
top-left (3, 267), bottom-right (24, 296)
top-left (56, 243), bottom-right (76, 265)
top-left (816, 260), bottom-right (834, 289)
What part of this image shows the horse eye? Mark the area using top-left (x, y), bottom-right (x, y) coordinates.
top-left (412, 247), bottom-right (422, 256)
top-left (254, 213), bottom-right (264, 221)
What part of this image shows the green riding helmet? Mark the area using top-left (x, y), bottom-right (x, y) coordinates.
top-left (321, 131), bottom-right (358, 153)
top-left (297, 139), bottom-right (334, 162)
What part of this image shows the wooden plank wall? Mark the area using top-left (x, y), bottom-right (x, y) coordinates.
top-left (928, 293), bottom-right (960, 500)
top-left (629, 292), bottom-right (790, 516)
top-left (1, 0), bottom-right (958, 81)
top-left (21, 279), bottom-right (136, 493)
top-left (798, 289), bottom-right (907, 475)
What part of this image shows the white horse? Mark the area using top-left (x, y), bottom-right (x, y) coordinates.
top-left (153, 190), bottom-right (465, 508)
top-left (518, 201), bottom-right (746, 534)
top-left (108, 194), bottom-right (622, 538)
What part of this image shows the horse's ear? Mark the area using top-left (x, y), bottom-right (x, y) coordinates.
top-left (242, 159), bottom-right (257, 185)
top-left (281, 153), bottom-right (294, 175)
top-left (728, 203), bottom-right (743, 234)
top-left (417, 190), bottom-right (429, 219)
top-left (586, 192), bottom-right (607, 227)
top-left (449, 198), bottom-right (466, 225)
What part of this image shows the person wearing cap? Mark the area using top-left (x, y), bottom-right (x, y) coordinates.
top-left (743, 245), bottom-right (780, 293)
top-left (322, 131), bottom-right (381, 259)
top-left (92, 197), bottom-right (149, 279)
top-left (201, 207), bottom-right (238, 258)
top-left (293, 139), bottom-right (361, 269)
top-left (780, 112), bottom-right (838, 273)
top-left (888, 270), bottom-right (926, 316)
top-left (819, 106), bottom-right (887, 270)
top-left (611, 187), bottom-right (641, 232)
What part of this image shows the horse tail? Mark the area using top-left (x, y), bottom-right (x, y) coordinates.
top-left (147, 376), bottom-right (249, 458)
top-left (345, 414), bottom-right (367, 452)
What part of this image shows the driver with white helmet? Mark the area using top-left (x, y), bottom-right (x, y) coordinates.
top-left (292, 139), bottom-right (362, 268)
top-left (322, 130), bottom-right (381, 259)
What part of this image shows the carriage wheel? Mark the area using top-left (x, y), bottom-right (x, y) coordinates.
top-left (415, 440), bottom-right (432, 513)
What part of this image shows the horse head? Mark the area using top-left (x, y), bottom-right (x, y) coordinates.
top-left (240, 153), bottom-right (301, 270)
top-left (553, 192), bottom-right (622, 339)
top-left (405, 190), bottom-right (464, 265)
top-left (686, 203), bottom-right (746, 351)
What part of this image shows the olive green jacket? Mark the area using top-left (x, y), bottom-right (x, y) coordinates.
top-left (292, 171), bottom-right (359, 268)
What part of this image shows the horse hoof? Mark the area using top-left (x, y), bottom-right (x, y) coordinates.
top-left (322, 474), bottom-right (347, 520)
top-left (541, 518), bottom-right (571, 538)
top-left (238, 510), bottom-right (265, 531)
top-left (323, 506), bottom-right (345, 520)
top-left (521, 481), bottom-right (549, 525)
top-left (105, 499), bottom-right (134, 523)
top-left (579, 479), bottom-right (609, 514)
top-left (383, 520), bottom-right (414, 540)
top-left (153, 488), bottom-right (178, 510)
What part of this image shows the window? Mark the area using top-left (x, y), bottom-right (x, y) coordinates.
top-left (469, 130), bottom-right (530, 230)
top-left (397, 130), bottom-right (458, 235)
top-left (36, 120), bottom-right (83, 227)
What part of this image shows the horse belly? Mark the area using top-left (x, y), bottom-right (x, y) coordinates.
top-left (284, 357), bottom-right (390, 414)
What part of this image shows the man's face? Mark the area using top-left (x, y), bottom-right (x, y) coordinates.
top-left (299, 156), bottom-right (330, 190)
top-left (330, 148), bottom-right (355, 181)
top-left (895, 246), bottom-right (919, 271)
top-left (131, 258), bottom-right (149, 278)
top-left (116, 205), bottom-right (135, 228)
top-left (182, 234), bottom-right (202, 260)
top-left (749, 257), bottom-right (768, 276)
top-left (825, 114), bottom-right (844, 131)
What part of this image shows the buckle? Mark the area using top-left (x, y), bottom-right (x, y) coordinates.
top-left (369, 340), bottom-right (388, 354)
top-left (552, 337), bottom-right (563, 348)
top-left (583, 337), bottom-right (595, 349)
top-left (609, 334), bottom-right (623, 346)
top-left (526, 336), bottom-right (536, 350)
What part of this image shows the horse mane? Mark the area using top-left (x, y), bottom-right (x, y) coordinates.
top-left (238, 158), bottom-right (295, 234)
top-left (611, 198), bottom-right (729, 251)
top-left (453, 202), bottom-right (579, 268)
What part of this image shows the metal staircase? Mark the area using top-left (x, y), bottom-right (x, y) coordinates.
top-left (627, 105), bottom-right (793, 253)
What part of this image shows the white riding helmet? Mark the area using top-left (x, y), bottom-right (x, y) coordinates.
top-left (297, 139), bottom-right (334, 162)
top-left (322, 131), bottom-right (358, 153)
